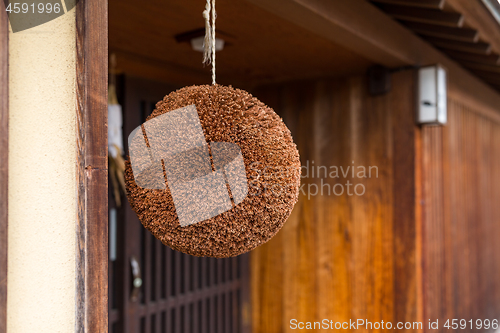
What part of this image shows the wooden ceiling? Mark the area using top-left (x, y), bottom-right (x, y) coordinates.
top-left (109, 0), bottom-right (373, 87)
top-left (371, 0), bottom-right (500, 93)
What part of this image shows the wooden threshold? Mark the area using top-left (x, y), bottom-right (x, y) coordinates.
top-left (0, 2), bottom-right (8, 333)
top-left (75, 0), bottom-right (109, 331)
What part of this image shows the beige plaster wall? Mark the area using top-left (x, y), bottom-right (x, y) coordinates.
top-left (7, 10), bottom-right (76, 333)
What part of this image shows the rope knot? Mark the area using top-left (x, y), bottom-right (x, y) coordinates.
top-left (203, 0), bottom-right (216, 84)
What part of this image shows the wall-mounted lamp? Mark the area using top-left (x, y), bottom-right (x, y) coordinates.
top-left (417, 64), bottom-right (447, 126)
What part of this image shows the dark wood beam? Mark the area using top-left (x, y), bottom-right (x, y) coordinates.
top-left (0, 2), bottom-right (8, 333)
top-left (245, 0), bottom-right (500, 122)
top-left (426, 37), bottom-right (492, 54)
top-left (460, 61), bottom-right (500, 74)
top-left (403, 21), bottom-right (478, 42)
top-left (477, 76), bottom-right (500, 87)
top-left (446, 0), bottom-right (500, 54)
top-left (473, 70), bottom-right (500, 85)
top-left (372, 0), bottom-right (445, 10)
top-left (448, 52), bottom-right (500, 66)
top-left (247, 0), bottom-right (417, 66)
top-left (75, 0), bottom-right (108, 331)
top-left (376, 4), bottom-right (464, 27)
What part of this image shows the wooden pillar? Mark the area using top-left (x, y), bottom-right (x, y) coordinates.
top-left (75, 0), bottom-right (109, 331)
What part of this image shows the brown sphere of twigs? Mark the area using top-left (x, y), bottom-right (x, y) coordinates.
top-left (124, 84), bottom-right (301, 257)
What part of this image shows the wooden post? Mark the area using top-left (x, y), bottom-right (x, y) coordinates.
top-left (75, 0), bottom-right (109, 331)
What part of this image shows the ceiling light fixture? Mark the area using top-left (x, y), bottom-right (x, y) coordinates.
top-left (190, 36), bottom-right (225, 53)
top-left (175, 28), bottom-right (226, 53)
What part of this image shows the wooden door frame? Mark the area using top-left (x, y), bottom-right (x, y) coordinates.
top-left (75, 0), bottom-right (109, 332)
top-left (0, 1), bottom-right (109, 332)
top-left (0, 1), bottom-right (8, 332)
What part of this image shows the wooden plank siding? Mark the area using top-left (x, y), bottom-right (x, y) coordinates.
top-left (0, 2), bottom-right (8, 332)
top-left (251, 69), bottom-right (500, 332)
top-left (75, 0), bottom-right (108, 331)
top-left (251, 71), bottom-right (419, 332)
top-left (421, 99), bottom-right (500, 333)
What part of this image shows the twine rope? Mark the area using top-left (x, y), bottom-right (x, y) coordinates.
top-left (203, 0), bottom-right (217, 84)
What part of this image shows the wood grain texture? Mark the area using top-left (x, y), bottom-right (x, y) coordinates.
top-left (376, 4), bottom-right (464, 27)
top-left (109, 0), bottom-right (372, 88)
top-left (391, 71), bottom-right (420, 327)
top-left (109, 0), bottom-right (500, 121)
top-left (247, 0), bottom-right (500, 123)
top-left (0, 2), bottom-right (8, 333)
top-left (421, 99), bottom-right (500, 333)
top-left (371, 0), bottom-right (500, 97)
top-left (250, 70), bottom-right (500, 333)
top-left (402, 22), bottom-right (479, 43)
top-left (251, 71), bottom-right (418, 332)
top-left (427, 38), bottom-right (492, 55)
top-left (75, 0), bottom-right (108, 332)
top-left (446, 0), bottom-right (500, 55)
top-left (372, 0), bottom-right (445, 9)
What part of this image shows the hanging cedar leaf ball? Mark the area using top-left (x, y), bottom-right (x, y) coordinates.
top-left (124, 84), bottom-right (301, 257)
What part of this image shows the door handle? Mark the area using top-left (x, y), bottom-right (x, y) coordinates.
top-left (130, 256), bottom-right (142, 302)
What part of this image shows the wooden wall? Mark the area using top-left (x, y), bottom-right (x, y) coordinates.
top-left (250, 71), bottom-right (420, 332)
top-left (421, 99), bottom-right (500, 332)
top-left (250, 71), bottom-right (500, 332)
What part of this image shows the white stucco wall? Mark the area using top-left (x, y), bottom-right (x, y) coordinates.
top-left (7, 10), bottom-right (76, 333)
